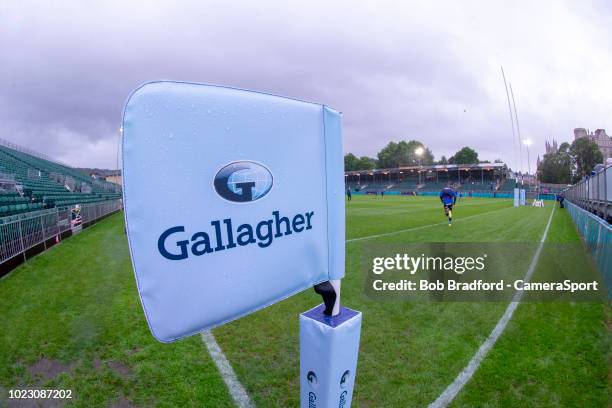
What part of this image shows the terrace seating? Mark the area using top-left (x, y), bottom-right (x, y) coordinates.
top-left (420, 181), bottom-right (459, 191)
top-left (362, 183), bottom-right (394, 192)
top-left (0, 143), bottom-right (122, 218)
top-left (345, 182), bottom-right (365, 192)
top-left (0, 202), bottom-right (45, 217)
top-left (461, 182), bottom-right (497, 191)
top-left (387, 179), bottom-right (420, 192)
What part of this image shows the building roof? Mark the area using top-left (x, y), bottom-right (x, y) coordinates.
top-left (345, 162), bottom-right (506, 175)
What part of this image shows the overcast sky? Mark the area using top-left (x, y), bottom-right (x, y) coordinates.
top-left (1, 0), bottom-right (611, 172)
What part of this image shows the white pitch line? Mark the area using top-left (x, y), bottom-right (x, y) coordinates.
top-left (201, 331), bottom-right (255, 408)
top-left (428, 205), bottom-right (556, 408)
top-left (346, 205), bottom-right (513, 243)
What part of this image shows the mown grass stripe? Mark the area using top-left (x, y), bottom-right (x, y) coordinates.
top-left (346, 205), bottom-right (513, 243)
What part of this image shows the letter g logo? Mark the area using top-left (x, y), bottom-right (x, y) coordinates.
top-left (214, 161), bottom-right (273, 202)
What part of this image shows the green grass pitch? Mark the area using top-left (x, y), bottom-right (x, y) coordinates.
top-left (0, 196), bottom-right (609, 407)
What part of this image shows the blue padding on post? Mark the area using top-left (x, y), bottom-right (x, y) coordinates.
top-left (302, 305), bottom-right (359, 328)
top-left (300, 304), bottom-right (362, 408)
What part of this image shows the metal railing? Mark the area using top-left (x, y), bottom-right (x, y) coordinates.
top-left (0, 199), bottom-right (122, 264)
top-left (565, 200), bottom-right (612, 296)
top-left (0, 137), bottom-right (70, 167)
top-left (418, 190), bottom-right (514, 198)
top-left (565, 165), bottom-right (612, 221)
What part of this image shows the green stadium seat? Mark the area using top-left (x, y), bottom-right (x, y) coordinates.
top-left (0, 143), bottom-right (121, 219)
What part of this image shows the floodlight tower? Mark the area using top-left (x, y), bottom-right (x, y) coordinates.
top-left (415, 146), bottom-right (424, 185)
top-left (523, 139), bottom-right (532, 187)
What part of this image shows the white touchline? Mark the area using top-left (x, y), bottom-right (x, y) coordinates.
top-left (428, 205), bottom-right (556, 408)
top-left (346, 206), bottom-right (514, 243)
top-left (201, 331), bottom-right (255, 408)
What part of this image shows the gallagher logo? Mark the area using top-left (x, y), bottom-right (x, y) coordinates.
top-left (214, 161), bottom-right (273, 202)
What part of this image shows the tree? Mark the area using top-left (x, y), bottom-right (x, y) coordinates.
top-left (376, 140), bottom-right (434, 168)
top-left (438, 155), bottom-right (448, 165)
top-left (449, 147), bottom-right (479, 164)
top-left (344, 153), bottom-right (376, 170)
top-left (558, 142), bottom-right (571, 155)
top-left (356, 156), bottom-right (376, 170)
top-left (570, 137), bottom-right (603, 179)
top-left (344, 153), bottom-right (359, 171)
top-left (538, 151), bottom-right (571, 184)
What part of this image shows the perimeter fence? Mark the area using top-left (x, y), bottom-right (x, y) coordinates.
top-left (0, 199), bottom-right (122, 266)
top-left (565, 200), bottom-right (612, 297)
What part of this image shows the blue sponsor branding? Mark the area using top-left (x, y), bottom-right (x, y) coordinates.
top-left (339, 391), bottom-right (347, 407)
top-left (307, 371), bottom-right (318, 388)
top-left (156, 160), bottom-right (312, 261)
top-left (308, 392), bottom-right (317, 408)
top-left (340, 370), bottom-right (350, 388)
top-left (214, 161), bottom-right (273, 202)
top-left (158, 210), bottom-right (314, 260)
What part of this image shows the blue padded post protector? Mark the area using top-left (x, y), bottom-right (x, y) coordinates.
top-left (300, 304), bottom-right (362, 408)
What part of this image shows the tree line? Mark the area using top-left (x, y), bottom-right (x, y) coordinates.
top-left (345, 137), bottom-right (605, 184)
top-left (345, 140), bottom-right (493, 171)
top-left (538, 137), bottom-right (603, 184)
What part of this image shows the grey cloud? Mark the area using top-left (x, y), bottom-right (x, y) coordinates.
top-left (0, 0), bottom-right (610, 170)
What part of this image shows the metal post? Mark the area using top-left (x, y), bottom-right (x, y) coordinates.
top-left (597, 173), bottom-right (601, 215)
top-left (17, 219), bottom-right (26, 263)
top-left (40, 214), bottom-right (47, 250)
top-left (604, 168), bottom-right (609, 220)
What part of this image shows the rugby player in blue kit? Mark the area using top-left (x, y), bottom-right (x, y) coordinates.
top-left (439, 185), bottom-right (457, 226)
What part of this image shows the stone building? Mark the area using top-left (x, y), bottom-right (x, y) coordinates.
top-left (545, 140), bottom-right (558, 154)
top-left (574, 128), bottom-right (612, 159)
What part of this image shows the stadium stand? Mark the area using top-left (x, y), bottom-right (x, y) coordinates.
top-left (345, 181), bottom-right (365, 192)
top-left (361, 183), bottom-right (393, 193)
top-left (460, 182), bottom-right (497, 191)
top-left (0, 140), bottom-right (121, 217)
top-left (387, 178), bottom-right (420, 192)
top-left (346, 163), bottom-right (512, 195)
top-left (0, 139), bottom-right (124, 276)
top-left (421, 181), bottom-right (455, 191)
